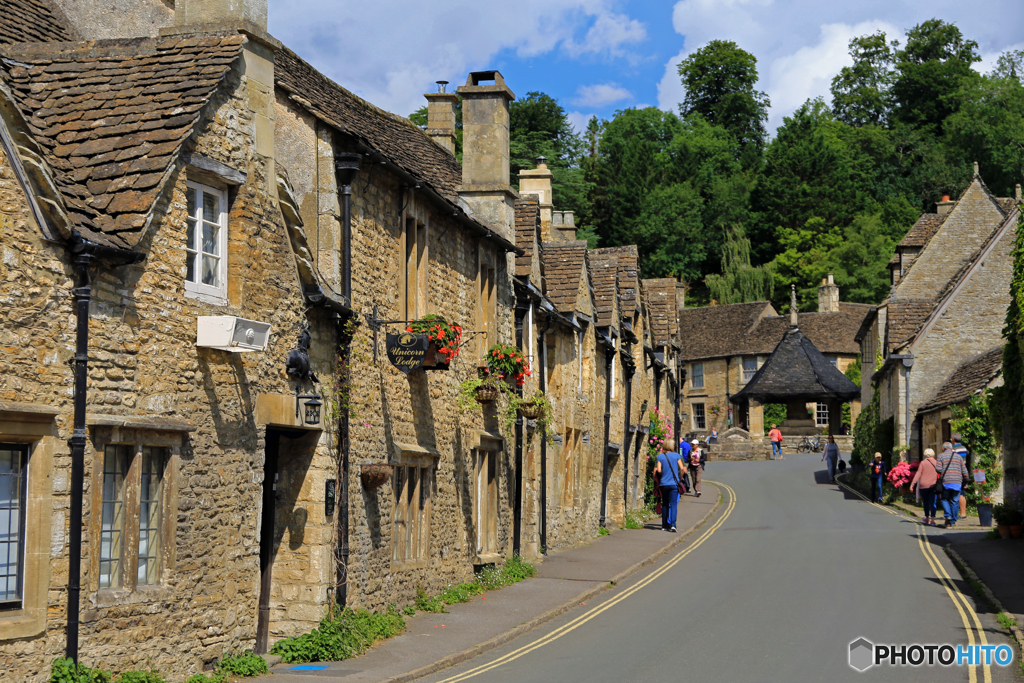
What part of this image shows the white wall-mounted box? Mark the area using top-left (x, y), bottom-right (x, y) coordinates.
top-left (197, 316), bottom-right (271, 352)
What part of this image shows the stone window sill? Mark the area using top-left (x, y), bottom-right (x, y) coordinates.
top-left (0, 607), bottom-right (45, 639)
top-left (91, 584), bottom-right (174, 608)
top-left (391, 559), bottom-right (428, 571)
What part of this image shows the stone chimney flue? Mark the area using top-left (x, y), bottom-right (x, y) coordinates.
top-left (818, 272), bottom-right (839, 313)
top-left (424, 81), bottom-right (459, 155)
top-left (175, 0), bottom-right (268, 32)
top-left (936, 193), bottom-right (955, 216)
top-left (457, 71), bottom-right (517, 240)
top-left (518, 157), bottom-right (554, 239)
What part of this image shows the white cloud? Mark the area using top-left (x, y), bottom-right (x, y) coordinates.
top-left (268, 1), bottom-right (646, 119)
top-left (566, 110), bottom-right (595, 133)
top-left (977, 42), bottom-right (1024, 75)
top-left (659, 0), bottom-right (1024, 133)
top-left (572, 82), bottom-right (633, 108)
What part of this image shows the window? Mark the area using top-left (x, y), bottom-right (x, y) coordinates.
top-left (402, 216), bottom-right (428, 320)
top-left (474, 449), bottom-right (498, 557)
top-left (691, 362), bottom-right (704, 389)
top-left (393, 465), bottom-right (432, 564)
top-left (98, 444), bottom-right (168, 590)
top-left (742, 357), bottom-right (758, 383)
top-left (826, 356), bottom-right (838, 368)
top-left (560, 429), bottom-right (581, 508)
top-left (816, 402), bottom-right (829, 427)
top-left (185, 182), bottom-right (228, 302)
top-left (692, 403), bottom-right (706, 430)
top-left (0, 445), bottom-right (27, 609)
top-left (478, 247), bottom-right (496, 352)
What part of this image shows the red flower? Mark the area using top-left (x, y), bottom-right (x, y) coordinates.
top-left (406, 326), bottom-right (413, 333)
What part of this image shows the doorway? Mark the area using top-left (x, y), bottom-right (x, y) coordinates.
top-left (255, 430), bottom-right (280, 654)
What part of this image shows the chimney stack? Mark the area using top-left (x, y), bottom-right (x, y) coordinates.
top-left (817, 272), bottom-right (839, 313)
top-left (518, 157), bottom-right (554, 239)
top-left (175, 0), bottom-right (267, 32)
top-left (936, 193), bottom-right (955, 216)
top-left (789, 284), bottom-right (798, 327)
top-left (424, 81), bottom-right (459, 155)
top-left (457, 71), bottom-right (517, 240)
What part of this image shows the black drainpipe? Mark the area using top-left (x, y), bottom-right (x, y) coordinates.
top-left (334, 153), bottom-right (361, 608)
top-left (66, 239), bottom-right (144, 662)
top-left (599, 340), bottom-right (613, 528)
top-left (538, 317), bottom-right (550, 553)
top-left (621, 356), bottom-right (635, 514)
top-left (654, 364), bottom-right (663, 411)
top-left (512, 303), bottom-right (526, 555)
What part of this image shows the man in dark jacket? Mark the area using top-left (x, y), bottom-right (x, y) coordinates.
top-left (869, 452), bottom-right (887, 503)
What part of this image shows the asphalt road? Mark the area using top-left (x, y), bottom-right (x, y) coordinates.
top-left (418, 453), bottom-right (1023, 683)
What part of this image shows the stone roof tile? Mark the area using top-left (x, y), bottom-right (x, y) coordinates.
top-left (899, 212), bottom-right (946, 248)
top-left (543, 241), bottom-right (588, 315)
top-left (918, 346), bottom-right (1003, 413)
top-left (589, 250), bottom-right (618, 328)
top-left (643, 278), bottom-right (678, 346)
top-left (886, 299), bottom-right (934, 352)
top-left (514, 197), bottom-right (539, 279)
top-left (0, 0), bottom-right (72, 46)
top-left (1, 34), bottom-right (244, 249)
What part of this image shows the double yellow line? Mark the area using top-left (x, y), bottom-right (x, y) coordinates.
top-left (837, 476), bottom-right (990, 683)
top-left (434, 482), bottom-right (737, 683)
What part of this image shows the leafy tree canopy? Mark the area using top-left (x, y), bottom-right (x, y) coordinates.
top-left (831, 31), bottom-right (897, 127)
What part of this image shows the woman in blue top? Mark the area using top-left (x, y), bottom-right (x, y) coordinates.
top-left (653, 443), bottom-right (684, 532)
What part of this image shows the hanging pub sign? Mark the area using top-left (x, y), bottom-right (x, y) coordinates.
top-left (386, 332), bottom-right (429, 373)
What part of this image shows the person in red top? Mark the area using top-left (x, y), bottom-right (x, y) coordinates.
top-left (768, 424), bottom-right (783, 460)
top-left (911, 448), bottom-right (940, 526)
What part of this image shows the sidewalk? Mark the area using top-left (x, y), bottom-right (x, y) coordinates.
top-left (252, 488), bottom-right (722, 683)
top-left (946, 532), bottom-right (1024, 632)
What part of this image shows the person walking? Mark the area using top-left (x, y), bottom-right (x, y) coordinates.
top-left (653, 442), bottom-right (684, 532)
top-left (678, 437), bottom-right (692, 466)
top-left (936, 441), bottom-right (969, 528)
top-left (822, 435), bottom-right (840, 483)
top-left (687, 439), bottom-right (705, 497)
top-left (910, 448), bottom-right (940, 526)
top-left (768, 424), bottom-right (783, 460)
top-left (951, 432), bottom-right (970, 520)
top-left (869, 452), bottom-right (886, 503)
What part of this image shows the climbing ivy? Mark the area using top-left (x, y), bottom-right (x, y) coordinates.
top-left (951, 392), bottom-right (1002, 507)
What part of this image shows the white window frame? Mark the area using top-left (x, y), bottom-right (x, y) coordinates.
top-left (692, 403), bottom-right (706, 430)
top-left (184, 181), bottom-right (228, 304)
top-left (691, 362), bottom-right (704, 389)
top-left (816, 402), bottom-right (829, 427)
top-left (742, 357), bottom-right (758, 383)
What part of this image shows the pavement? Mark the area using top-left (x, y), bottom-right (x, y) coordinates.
top-left (252, 488), bottom-right (721, 683)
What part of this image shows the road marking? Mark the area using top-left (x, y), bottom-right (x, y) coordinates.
top-left (836, 475), bottom-right (989, 682)
top-left (432, 482), bottom-right (737, 683)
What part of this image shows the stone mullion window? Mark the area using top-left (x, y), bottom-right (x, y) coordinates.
top-left (691, 362), bottom-right (704, 389)
top-left (137, 448), bottom-right (164, 586)
top-left (478, 246), bottom-right (497, 354)
top-left (0, 444), bottom-right (28, 609)
top-left (692, 403), bottom-right (706, 431)
top-left (391, 446), bottom-right (435, 569)
top-left (99, 445), bottom-right (130, 589)
top-left (474, 449), bottom-right (498, 557)
top-left (401, 211), bottom-right (429, 321)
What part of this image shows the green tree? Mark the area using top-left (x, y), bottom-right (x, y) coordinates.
top-left (891, 19), bottom-right (981, 133)
top-left (632, 183), bottom-right (706, 280)
top-left (827, 213), bottom-right (897, 304)
top-left (705, 225), bottom-right (774, 304)
top-left (770, 217), bottom-right (843, 311)
top-left (831, 31), bottom-right (897, 127)
top-left (676, 40), bottom-right (770, 162)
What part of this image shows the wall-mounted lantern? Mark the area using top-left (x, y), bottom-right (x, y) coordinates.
top-left (296, 391), bottom-right (323, 426)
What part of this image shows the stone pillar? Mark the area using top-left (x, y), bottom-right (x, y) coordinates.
top-left (748, 399), bottom-right (764, 441)
top-left (457, 71), bottom-right (517, 241)
top-left (518, 159), bottom-right (554, 239)
top-left (817, 273), bottom-right (839, 313)
top-left (424, 87), bottom-right (459, 155)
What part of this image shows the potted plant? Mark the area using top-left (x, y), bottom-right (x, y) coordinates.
top-left (976, 498), bottom-right (994, 527)
top-left (407, 315), bottom-right (462, 370)
top-left (993, 504), bottom-right (1017, 538)
top-left (886, 461), bottom-right (917, 496)
top-left (483, 342), bottom-right (531, 387)
top-left (516, 390), bottom-right (551, 420)
top-left (360, 463), bottom-right (393, 490)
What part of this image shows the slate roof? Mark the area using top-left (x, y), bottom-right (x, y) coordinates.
top-left (919, 346), bottom-right (1003, 413)
top-left (543, 240), bottom-right (589, 315)
top-left (589, 250), bottom-right (618, 329)
top-left (676, 301), bottom-right (871, 362)
top-left (275, 47), bottom-right (463, 206)
top-left (514, 197), bottom-right (539, 279)
top-left (0, 34), bottom-right (245, 249)
top-left (885, 299), bottom-right (934, 352)
top-left (731, 327), bottom-right (861, 404)
top-left (0, 0), bottom-right (73, 46)
top-left (899, 213), bottom-right (946, 248)
top-left (593, 245), bottom-right (639, 313)
top-left (644, 278), bottom-right (677, 346)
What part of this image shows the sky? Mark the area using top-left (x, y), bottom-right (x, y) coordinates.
top-left (268, 0), bottom-right (1024, 137)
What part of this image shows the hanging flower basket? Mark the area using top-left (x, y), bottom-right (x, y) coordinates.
top-left (360, 463), bottom-right (393, 490)
top-left (423, 342), bottom-right (450, 371)
top-left (475, 382), bottom-right (500, 404)
top-left (407, 315), bottom-right (462, 370)
top-left (483, 342), bottom-right (531, 387)
top-left (518, 399), bottom-right (544, 420)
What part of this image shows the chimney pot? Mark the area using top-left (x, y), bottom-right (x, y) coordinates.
top-left (436, 80), bottom-right (449, 93)
top-left (817, 272), bottom-right (840, 313)
top-left (552, 211), bottom-right (563, 227)
top-left (936, 194), bottom-right (956, 216)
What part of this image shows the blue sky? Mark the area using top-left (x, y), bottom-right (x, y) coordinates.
top-left (269, 1), bottom-right (1024, 137)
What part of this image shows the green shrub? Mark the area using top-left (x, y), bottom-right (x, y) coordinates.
top-left (402, 604), bottom-right (416, 616)
top-left (415, 585), bottom-right (447, 613)
top-left (50, 658), bottom-right (111, 683)
top-left (622, 506), bottom-right (653, 529)
top-left (477, 554), bottom-right (536, 590)
top-left (184, 675), bottom-right (226, 683)
top-left (597, 526), bottom-right (609, 536)
top-left (218, 652), bottom-right (268, 677)
top-left (439, 581), bottom-right (485, 605)
top-left (114, 672), bottom-right (165, 683)
top-left (271, 605), bottom-right (406, 664)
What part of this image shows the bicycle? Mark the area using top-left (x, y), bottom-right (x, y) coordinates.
top-left (796, 435), bottom-right (823, 453)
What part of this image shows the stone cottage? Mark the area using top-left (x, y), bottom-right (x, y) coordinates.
top-left (676, 276), bottom-right (870, 445)
top-left (858, 169), bottom-right (1020, 459)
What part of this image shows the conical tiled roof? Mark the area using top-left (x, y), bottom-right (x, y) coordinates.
top-left (731, 326), bottom-right (860, 404)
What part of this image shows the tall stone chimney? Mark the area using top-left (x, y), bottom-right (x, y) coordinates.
top-left (457, 71), bottom-right (517, 240)
top-left (175, 0), bottom-right (267, 31)
top-left (818, 272), bottom-right (839, 313)
top-left (936, 193), bottom-right (955, 216)
top-left (518, 157), bottom-right (554, 239)
top-left (550, 211), bottom-right (577, 242)
top-left (424, 81), bottom-right (458, 155)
